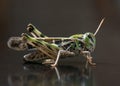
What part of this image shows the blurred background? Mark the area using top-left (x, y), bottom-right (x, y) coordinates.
top-left (0, 0), bottom-right (120, 86)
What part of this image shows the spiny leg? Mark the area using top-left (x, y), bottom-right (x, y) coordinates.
top-left (22, 33), bottom-right (59, 59)
top-left (81, 51), bottom-right (96, 66)
top-left (51, 50), bottom-right (75, 67)
top-left (51, 50), bottom-right (63, 67)
top-left (23, 50), bottom-right (47, 63)
top-left (51, 42), bottom-right (75, 67)
top-left (27, 23), bottom-right (47, 38)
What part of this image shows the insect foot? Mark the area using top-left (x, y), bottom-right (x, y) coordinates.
top-left (51, 64), bottom-right (56, 67)
top-left (87, 56), bottom-right (96, 66)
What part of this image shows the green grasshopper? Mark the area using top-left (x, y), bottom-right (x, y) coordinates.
top-left (7, 18), bottom-right (105, 67)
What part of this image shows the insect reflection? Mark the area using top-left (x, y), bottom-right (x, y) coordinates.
top-left (8, 62), bottom-right (94, 86)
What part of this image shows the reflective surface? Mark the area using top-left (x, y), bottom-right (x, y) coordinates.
top-left (1, 0), bottom-right (120, 86)
top-left (8, 63), bottom-right (94, 86)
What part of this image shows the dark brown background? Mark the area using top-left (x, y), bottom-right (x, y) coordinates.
top-left (0, 0), bottom-right (120, 86)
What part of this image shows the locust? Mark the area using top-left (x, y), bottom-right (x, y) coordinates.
top-left (7, 18), bottom-right (105, 67)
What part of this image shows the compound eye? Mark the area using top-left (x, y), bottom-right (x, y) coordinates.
top-left (88, 35), bottom-right (94, 42)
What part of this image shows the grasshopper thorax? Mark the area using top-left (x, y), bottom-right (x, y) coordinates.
top-left (82, 32), bottom-right (96, 52)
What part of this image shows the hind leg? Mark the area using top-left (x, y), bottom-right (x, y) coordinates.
top-left (27, 23), bottom-right (47, 38)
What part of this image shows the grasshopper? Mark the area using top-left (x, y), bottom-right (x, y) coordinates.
top-left (7, 18), bottom-right (105, 67)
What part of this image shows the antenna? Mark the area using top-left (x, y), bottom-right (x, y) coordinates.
top-left (94, 18), bottom-right (105, 36)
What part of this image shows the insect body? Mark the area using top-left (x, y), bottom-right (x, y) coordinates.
top-left (7, 18), bottom-right (105, 67)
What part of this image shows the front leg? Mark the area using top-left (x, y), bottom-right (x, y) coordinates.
top-left (81, 51), bottom-right (96, 66)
